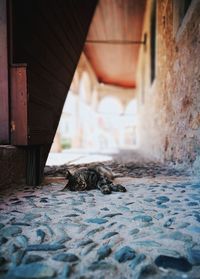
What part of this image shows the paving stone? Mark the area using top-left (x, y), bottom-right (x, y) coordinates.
top-left (77, 239), bottom-right (93, 247)
top-left (86, 226), bottom-right (105, 237)
top-left (133, 215), bottom-right (153, 222)
top-left (36, 229), bottom-right (46, 243)
top-left (102, 231), bottom-right (119, 239)
top-left (155, 213), bottom-right (164, 220)
top-left (23, 213), bottom-right (42, 222)
top-left (129, 253), bottom-right (146, 270)
top-left (97, 244), bottom-right (112, 260)
top-left (85, 218), bottom-right (108, 224)
top-left (53, 253), bottom-right (79, 262)
top-left (156, 196), bottom-right (170, 203)
top-left (81, 243), bottom-right (98, 256)
top-left (1, 226), bottom-right (22, 237)
top-left (129, 228), bottom-right (139, 235)
top-left (102, 213), bottom-right (122, 218)
top-left (7, 263), bottom-right (56, 278)
top-left (187, 248), bottom-right (200, 265)
top-left (154, 255), bottom-right (192, 271)
top-left (88, 261), bottom-right (116, 271)
top-left (26, 244), bottom-right (65, 251)
top-left (60, 264), bottom-right (71, 278)
top-left (133, 240), bottom-right (161, 247)
top-left (22, 255), bottom-right (45, 264)
top-left (114, 246), bottom-right (136, 262)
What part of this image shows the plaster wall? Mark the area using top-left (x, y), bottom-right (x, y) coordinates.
top-left (137, 0), bottom-right (200, 173)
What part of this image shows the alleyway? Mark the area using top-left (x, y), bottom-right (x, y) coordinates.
top-left (0, 151), bottom-right (200, 279)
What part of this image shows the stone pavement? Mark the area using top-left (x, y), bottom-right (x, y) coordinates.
top-left (0, 159), bottom-right (200, 278)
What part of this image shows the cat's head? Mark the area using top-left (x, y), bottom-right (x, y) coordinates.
top-left (65, 170), bottom-right (87, 191)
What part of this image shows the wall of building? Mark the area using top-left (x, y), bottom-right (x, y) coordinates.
top-left (137, 0), bottom-right (200, 174)
top-left (0, 146), bottom-right (26, 190)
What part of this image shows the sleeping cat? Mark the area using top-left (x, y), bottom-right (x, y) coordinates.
top-left (62, 164), bottom-right (126, 195)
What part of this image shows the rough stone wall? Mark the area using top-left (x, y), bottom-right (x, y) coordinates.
top-left (137, 0), bottom-right (200, 174)
top-left (0, 146), bottom-right (26, 190)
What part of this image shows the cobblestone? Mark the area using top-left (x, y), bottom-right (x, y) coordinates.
top-left (0, 162), bottom-right (200, 278)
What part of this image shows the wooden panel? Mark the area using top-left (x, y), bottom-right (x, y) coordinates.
top-left (11, 0), bottom-right (97, 149)
top-left (0, 0), bottom-right (9, 143)
top-left (84, 0), bottom-right (146, 88)
top-left (10, 65), bottom-right (28, 145)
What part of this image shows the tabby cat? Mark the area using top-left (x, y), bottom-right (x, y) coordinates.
top-left (62, 164), bottom-right (126, 195)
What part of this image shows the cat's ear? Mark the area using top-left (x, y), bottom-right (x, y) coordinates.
top-left (66, 170), bottom-right (73, 179)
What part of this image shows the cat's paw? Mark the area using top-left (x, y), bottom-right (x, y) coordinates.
top-left (101, 185), bottom-right (112, 195)
top-left (112, 184), bottom-right (127, 192)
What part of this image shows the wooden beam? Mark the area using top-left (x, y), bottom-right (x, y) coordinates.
top-left (0, 0), bottom-right (9, 143)
top-left (85, 39), bottom-right (146, 45)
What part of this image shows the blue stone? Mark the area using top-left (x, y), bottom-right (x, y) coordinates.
top-left (61, 264), bottom-right (71, 278)
top-left (155, 213), bottom-right (164, 220)
top-left (164, 218), bottom-right (174, 227)
top-left (133, 215), bottom-right (152, 222)
top-left (129, 228), bottom-right (139, 235)
top-left (194, 214), bottom-right (200, 223)
top-left (81, 243), bottom-right (97, 256)
top-left (129, 254), bottom-right (146, 270)
top-left (88, 261), bottom-right (116, 271)
top-left (187, 226), bottom-right (200, 233)
top-left (133, 240), bottom-right (161, 247)
top-left (157, 204), bottom-right (168, 208)
top-left (168, 231), bottom-right (192, 242)
top-left (187, 248), bottom-right (200, 265)
top-left (26, 244), bottom-right (65, 251)
top-left (155, 255), bottom-right (192, 272)
top-left (102, 213), bottom-right (122, 218)
top-left (156, 196), bottom-right (170, 203)
top-left (187, 202), bottom-right (199, 206)
top-left (102, 232), bottom-right (118, 239)
top-left (53, 253), bottom-right (79, 262)
top-left (86, 226), bottom-right (105, 237)
top-left (77, 239), bottom-right (93, 247)
top-left (22, 254), bottom-right (44, 264)
top-left (144, 198), bottom-right (155, 202)
top-left (85, 218), bottom-right (108, 224)
top-left (115, 246), bottom-right (136, 263)
top-left (36, 229), bottom-right (46, 243)
top-left (7, 263), bottom-right (56, 278)
top-left (23, 213), bottom-right (41, 222)
top-left (97, 245), bottom-right (112, 260)
top-left (1, 226), bottom-right (22, 237)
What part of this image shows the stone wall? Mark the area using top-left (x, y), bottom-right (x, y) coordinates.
top-left (0, 146), bottom-right (26, 190)
top-left (137, 0), bottom-right (200, 174)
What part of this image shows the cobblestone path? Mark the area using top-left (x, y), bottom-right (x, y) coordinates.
top-left (0, 160), bottom-right (200, 278)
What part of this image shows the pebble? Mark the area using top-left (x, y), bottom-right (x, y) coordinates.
top-left (129, 253), bottom-right (146, 270)
top-left (133, 215), bottom-right (153, 222)
top-left (77, 239), bottom-right (93, 247)
top-left (133, 240), bottom-right (161, 247)
top-left (1, 226), bottom-right (22, 237)
top-left (187, 248), bottom-right (200, 265)
top-left (7, 263), bottom-right (56, 278)
top-left (86, 226), bottom-right (105, 237)
top-left (102, 213), bottom-right (122, 218)
top-left (163, 218), bottom-right (174, 227)
top-left (60, 264), bottom-right (71, 278)
top-left (36, 229), bottom-right (46, 243)
top-left (102, 231), bottom-right (118, 239)
top-left (81, 243), bottom-right (97, 256)
top-left (88, 261), bottom-right (116, 271)
top-left (26, 244), bottom-right (65, 251)
top-left (129, 228), bottom-right (139, 235)
top-left (22, 255), bottom-right (45, 264)
top-left (155, 213), bottom-right (164, 220)
top-left (85, 218), bottom-right (108, 224)
top-left (156, 196), bottom-right (170, 203)
top-left (97, 244), bottom-right (112, 260)
top-left (53, 253), bottom-right (79, 262)
top-left (23, 213), bottom-right (42, 222)
top-left (114, 246), bottom-right (136, 262)
top-left (154, 255), bottom-right (192, 271)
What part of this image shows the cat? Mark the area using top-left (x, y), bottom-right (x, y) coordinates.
top-left (62, 164), bottom-right (126, 195)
